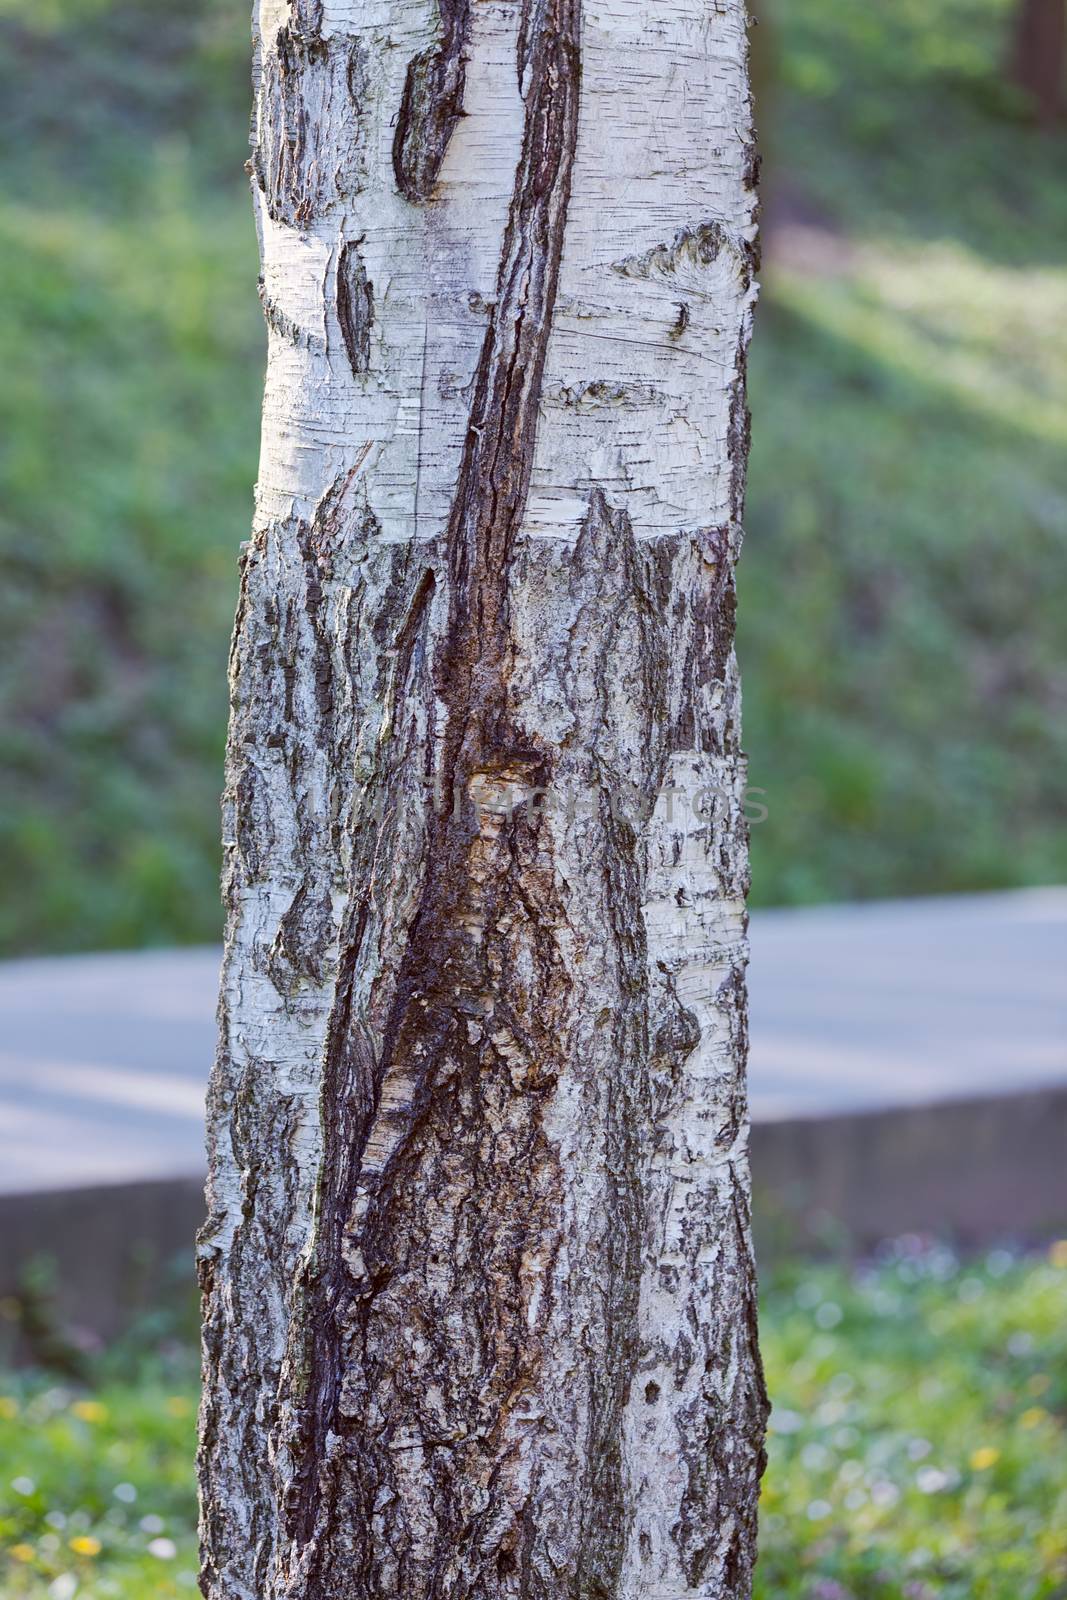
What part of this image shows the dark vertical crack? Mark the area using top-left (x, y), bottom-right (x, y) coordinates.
top-left (437, 0), bottom-right (582, 755)
top-left (288, 0), bottom-right (322, 44)
top-left (289, 0), bottom-right (585, 1589)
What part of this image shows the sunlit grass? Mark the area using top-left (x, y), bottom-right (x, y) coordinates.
top-left (767, 242), bottom-right (1067, 447)
top-left (743, 230), bottom-right (1067, 903)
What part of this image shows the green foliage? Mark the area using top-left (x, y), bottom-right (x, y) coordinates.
top-left (0, 0), bottom-right (259, 954)
top-left (2, 1246), bottom-right (1066, 1594)
top-left (757, 0), bottom-right (1067, 259)
top-left (0, 1292), bottom-right (200, 1598)
top-left (0, 0), bottom-right (1065, 948)
top-left (756, 1240), bottom-right (1067, 1598)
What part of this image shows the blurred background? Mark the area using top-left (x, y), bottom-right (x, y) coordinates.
top-left (1, 0), bottom-right (1066, 1596)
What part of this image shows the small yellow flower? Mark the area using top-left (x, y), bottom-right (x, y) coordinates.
top-left (166, 1395), bottom-right (191, 1418)
top-left (72, 1400), bottom-right (107, 1424)
top-left (8, 1545), bottom-right (35, 1563)
top-left (0, 1397), bottom-right (17, 1419)
top-left (1021, 1407), bottom-right (1048, 1429)
top-left (69, 1535), bottom-right (102, 1557)
top-left (1028, 1373), bottom-right (1051, 1397)
top-left (970, 1446), bottom-right (1000, 1471)
top-left (1049, 1240), bottom-right (1067, 1269)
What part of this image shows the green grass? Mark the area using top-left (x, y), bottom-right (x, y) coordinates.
top-left (0, 0), bottom-right (1065, 949)
top-left (742, 0), bottom-right (1067, 905)
top-left (2, 1245), bottom-right (1066, 1596)
top-left (755, 1241), bottom-right (1067, 1599)
top-left (0, 1297), bottom-right (201, 1600)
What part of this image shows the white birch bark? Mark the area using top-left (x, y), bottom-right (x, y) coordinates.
top-left (198, 2), bottom-right (767, 1596)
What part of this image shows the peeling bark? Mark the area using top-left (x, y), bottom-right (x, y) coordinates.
top-left (252, 7), bottom-right (367, 228)
top-left (200, 2), bottom-right (766, 1597)
top-left (392, 0), bottom-right (472, 203)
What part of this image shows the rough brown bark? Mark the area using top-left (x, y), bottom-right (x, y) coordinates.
top-left (199, 2), bottom-right (766, 1596)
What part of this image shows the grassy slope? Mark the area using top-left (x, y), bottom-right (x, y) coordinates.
top-left (743, 0), bottom-right (1067, 904)
top-left (0, 0), bottom-right (1065, 949)
top-left (2, 1248), bottom-right (1066, 1597)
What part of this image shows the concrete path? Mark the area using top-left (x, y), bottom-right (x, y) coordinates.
top-left (1, 888), bottom-right (1064, 1194)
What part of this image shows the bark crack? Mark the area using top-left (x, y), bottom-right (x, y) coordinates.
top-left (392, 0), bottom-right (472, 204)
top-left (286, 4), bottom-right (586, 1591)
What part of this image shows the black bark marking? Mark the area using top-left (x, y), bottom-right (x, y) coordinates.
top-left (292, 523), bottom-right (333, 724)
top-left (612, 218), bottom-right (728, 280)
top-left (437, 0), bottom-right (581, 729)
top-left (669, 301), bottom-right (691, 340)
top-left (290, 0), bottom-right (585, 1588)
top-left (667, 522), bottom-right (739, 753)
top-left (234, 761), bottom-right (272, 881)
top-left (253, 26), bottom-right (320, 227)
top-left (288, 0), bottom-right (323, 43)
top-left (253, 29), bottom-right (366, 228)
top-left (517, 0), bottom-right (551, 81)
top-left (336, 239), bottom-right (373, 375)
top-left (552, 377), bottom-right (667, 409)
top-left (268, 880), bottom-right (334, 995)
top-left (727, 323), bottom-right (752, 525)
top-left (392, 0), bottom-right (471, 203)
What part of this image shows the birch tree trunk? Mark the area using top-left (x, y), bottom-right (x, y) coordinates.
top-left (198, 2), bottom-right (767, 1597)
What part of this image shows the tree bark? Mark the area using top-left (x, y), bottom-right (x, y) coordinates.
top-left (198, 2), bottom-right (767, 1597)
top-left (1009, 0), bottom-right (1065, 123)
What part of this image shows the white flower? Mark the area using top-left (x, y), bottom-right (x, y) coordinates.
top-left (147, 1537), bottom-right (178, 1560)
